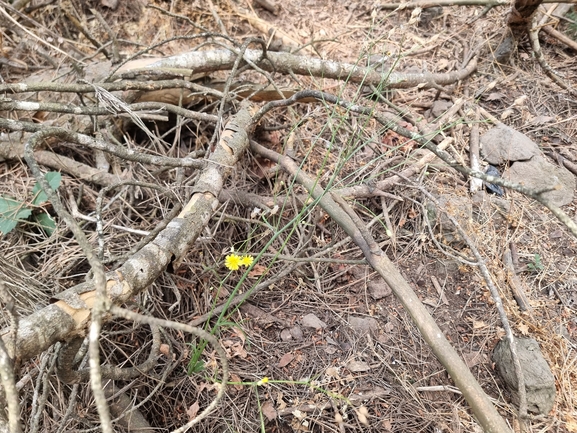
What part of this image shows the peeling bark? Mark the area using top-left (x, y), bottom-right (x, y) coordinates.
top-left (0, 103), bottom-right (254, 363)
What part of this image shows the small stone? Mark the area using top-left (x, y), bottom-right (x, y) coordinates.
top-left (290, 326), bottom-right (303, 340)
top-left (505, 155), bottom-right (575, 207)
top-left (301, 314), bottom-right (327, 330)
top-left (481, 124), bottom-right (540, 165)
top-left (349, 316), bottom-right (378, 336)
top-left (368, 277), bottom-right (392, 299)
top-left (346, 360), bottom-right (371, 372)
top-left (493, 337), bottom-right (556, 415)
top-left (280, 329), bottom-right (293, 341)
top-left (430, 99), bottom-right (453, 118)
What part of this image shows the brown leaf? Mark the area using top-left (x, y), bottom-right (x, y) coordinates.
top-left (229, 373), bottom-right (244, 391)
top-left (355, 406), bottom-right (369, 426)
top-left (346, 360), bottom-right (371, 372)
top-left (518, 323), bottom-right (530, 336)
top-left (278, 352), bottom-right (294, 368)
top-left (485, 92), bottom-right (506, 101)
top-left (159, 344), bottom-right (170, 356)
top-left (248, 264), bottom-right (268, 278)
top-left (261, 400), bottom-right (277, 421)
top-left (187, 401), bottom-right (200, 420)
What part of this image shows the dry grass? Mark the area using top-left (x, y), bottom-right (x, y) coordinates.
top-left (0, 0), bottom-right (575, 432)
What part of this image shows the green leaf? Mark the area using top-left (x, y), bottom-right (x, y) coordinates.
top-left (187, 340), bottom-right (208, 375)
top-left (32, 172), bottom-right (62, 205)
top-left (34, 212), bottom-right (57, 236)
top-left (0, 197), bottom-right (32, 235)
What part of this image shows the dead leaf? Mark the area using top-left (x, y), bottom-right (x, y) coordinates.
top-left (251, 156), bottom-right (277, 180)
top-left (529, 115), bottom-right (555, 125)
top-left (422, 298), bottom-right (438, 307)
top-left (436, 58), bottom-right (449, 70)
top-left (229, 373), bottom-right (244, 391)
top-left (346, 360), bottom-right (371, 372)
top-left (472, 320), bottom-right (487, 329)
top-left (292, 409), bottom-right (306, 419)
top-left (278, 352), bottom-right (295, 367)
top-left (276, 391), bottom-right (287, 410)
top-left (355, 406), bottom-right (369, 425)
top-left (232, 327), bottom-right (246, 344)
top-left (248, 264), bottom-right (268, 278)
top-left (301, 313), bottom-right (327, 330)
top-left (222, 339), bottom-right (248, 358)
top-left (382, 418), bottom-right (393, 431)
top-left (187, 401), bottom-right (200, 420)
top-left (513, 95), bottom-right (527, 106)
top-left (261, 400), bottom-right (277, 421)
top-left (325, 366), bottom-right (340, 378)
top-left (485, 92), bottom-right (506, 101)
top-left (159, 343), bottom-right (170, 356)
top-left (518, 323), bottom-right (530, 336)
top-left (500, 108), bottom-right (514, 120)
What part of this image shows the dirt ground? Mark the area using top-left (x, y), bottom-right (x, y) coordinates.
top-left (0, 0), bottom-right (576, 432)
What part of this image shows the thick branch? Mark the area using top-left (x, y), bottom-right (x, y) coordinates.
top-left (0, 102), bottom-right (254, 363)
top-left (128, 48), bottom-right (477, 90)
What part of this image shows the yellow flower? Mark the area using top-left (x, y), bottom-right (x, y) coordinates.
top-left (240, 255), bottom-right (254, 267)
top-left (225, 254), bottom-right (242, 271)
top-left (256, 377), bottom-right (269, 386)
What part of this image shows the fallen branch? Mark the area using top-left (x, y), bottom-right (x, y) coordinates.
top-left (0, 102), bottom-right (253, 363)
top-left (116, 48), bottom-right (478, 90)
top-left (250, 139), bottom-right (513, 433)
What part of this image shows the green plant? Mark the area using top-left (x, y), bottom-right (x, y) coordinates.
top-left (0, 172), bottom-right (61, 236)
top-left (527, 253), bottom-right (544, 272)
top-left (566, 9), bottom-right (577, 41)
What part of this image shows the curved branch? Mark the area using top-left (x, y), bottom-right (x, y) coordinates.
top-left (56, 324), bottom-right (161, 384)
top-left (108, 306), bottom-right (229, 433)
top-left (0, 120), bottom-right (204, 169)
top-left (0, 102), bottom-right (254, 364)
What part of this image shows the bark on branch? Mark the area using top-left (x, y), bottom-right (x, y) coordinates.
top-left (0, 102), bottom-right (255, 363)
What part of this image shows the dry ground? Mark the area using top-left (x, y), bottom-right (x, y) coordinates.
top-left (0, 0), bottom-right (576, 432)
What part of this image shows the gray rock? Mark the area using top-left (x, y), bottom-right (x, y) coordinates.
top-left (493, 337), bottom-right (556, 415)
top-left (430, 100), bottom-right (453, 118)
top-left (280, 328), bottom-right (293, 341)
top-left (348, 316), bottom-right (378, 336)
top-left (426, 194), bottom-right (472, 245)
top-left (301, 314), bottom-right (327, 330)
top-left (290, 325), bottom-right (303, 340)
top-left (506, 155), bottom-right (575, 207)
top-left (368, 277), bottom-right (392, 299)
top-left (481, 125), bottom-right (540, 165)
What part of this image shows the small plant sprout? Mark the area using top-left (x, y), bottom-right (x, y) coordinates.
top-left (0, 171), bottom-right (62, 236)
top-left (527, 253), bottom-right (544, 272)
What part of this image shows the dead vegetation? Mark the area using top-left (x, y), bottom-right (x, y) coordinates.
top-left (0, 0), bottom-right (576, 432)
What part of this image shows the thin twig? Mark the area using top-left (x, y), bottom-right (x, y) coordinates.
top-left (402, 177), bottom-right (529, 419)
top-left (109, 306), bottom-right (228, 432)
